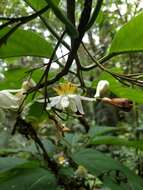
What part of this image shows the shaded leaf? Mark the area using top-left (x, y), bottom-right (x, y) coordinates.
top-left (88, 126), bottom-right (127, 137)
top-left (90, 136), bottom-right (143, 150)
top-left (0, 157), bottom-right (57, 190)
top-left (0, 157), bottom-right (27, 173)
top-left (72, 148), bottom-right (143, 190)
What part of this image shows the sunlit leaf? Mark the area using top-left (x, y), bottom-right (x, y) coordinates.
top-left (109, 12), bottom-right (143, 56)
top-left (0, 27), bottom-right (53, 58)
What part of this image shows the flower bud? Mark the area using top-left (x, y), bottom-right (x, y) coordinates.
top-left (94, 80), bottom-right (109, 98)
top-left (75, 165), bottom-right (88, 178)
top-left (102, 97), bottom-right (133, 112)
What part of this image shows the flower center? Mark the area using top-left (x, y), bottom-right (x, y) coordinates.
top-left (54, 82), bottom-right (77, 95)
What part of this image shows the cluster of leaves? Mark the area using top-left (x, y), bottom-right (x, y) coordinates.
top-left (1, 0), bottom-right (143, 189)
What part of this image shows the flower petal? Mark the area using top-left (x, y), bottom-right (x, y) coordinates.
top-left (74, 95), bottom-right (84, 114)
top-left (0, 91), bottom-right (19, 110)
top-left (60, 96), bottom-right (70, 108)
top-left (49, 96), bottom-right (61, 107)
top-left (46, 96), bottom-right (61, 110)
top-left (69, 97), bottom-right (77, 113)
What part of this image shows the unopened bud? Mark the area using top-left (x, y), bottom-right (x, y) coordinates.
top-left (94, 80), bottom-right (109, 98)
top-left (75, 165), bottom-right (88, 178)
top-left (102, 97), bottom-right (133, 112)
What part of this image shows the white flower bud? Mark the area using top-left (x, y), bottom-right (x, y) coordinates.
top-left (94, 80), bottom-right (109, 98)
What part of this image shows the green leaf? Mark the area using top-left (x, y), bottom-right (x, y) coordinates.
top-left (88, 126), bottom-right (127, 137)
top-left (0, 168), bottom-right (57, 190)
top-left (72, 148), bottom-right (143, 190)
top-left (44, 0), bottom-right (78, 38)
top-left (90, 136), bottom-right (143, 150)
top-left (0, 68), bottom-right (27, 90)
top-left (0, 157), bottom-right (57, 190)
top-left (0, 67), bottom-right (44, 90)
top-left (26, 0), bottom-right (60, 10)
top-left (109, 12), bottom-right (143, 55)
top-left (26, 102), bottom-right (48, 122)
top-left (25, 0), bottom-right (48, 10)
top-left (0, 27), bottom-right (53, 58)
top-left (0, 157), bottom-right (27, 173)
top-left (25, 0), bottom-right (60, 18)
top-left (103, 177), bottom-right (127, 190)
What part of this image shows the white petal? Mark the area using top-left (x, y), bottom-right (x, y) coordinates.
top-left (69, 98), bottom-right (77, 113)
top-left (1, 89), bottom-right (21, 93)
top-left (60, 96), bottom-right (69, 108)
top-left (0, 91), bottom-right (19, 110)
top-left (49, 96), bottom-right (61, 107)
top-left (46, 96), bottom-right (61, 110)
top-left (37, 96), bottom-right (60, 103)
top-left (74, 95), bottom-right (84, 114)
top-left (94, 92), bottom-right (100, 98)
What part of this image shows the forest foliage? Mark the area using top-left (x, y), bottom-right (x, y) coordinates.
top-left (0, 0), bottom-right (143, 189)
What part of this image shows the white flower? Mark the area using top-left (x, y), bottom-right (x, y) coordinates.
top-left (0, 79), bottom-right (35, 110)
top-left (42, 82), bottom-right (95, 114)
top-left (94, 80), bottom-right (109, 98)
top-left (0, 90), bottom-right (20, 110)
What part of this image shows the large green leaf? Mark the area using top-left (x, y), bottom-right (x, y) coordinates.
top-left (90, 136), bottom-right (143, 150)
top-left (0, 66), bottom-right (57, 90)
top-left (72, 148), bottom-right (143, 190)
top-left (88, 126), bottom-right (127, 137)
top-left (109, 12), bottom-right (143, 55)
top-left (0, 157), bottom-right (27, 173)
top-left (0, 157), bottom-right (57, 190)
top-left (0, 68), bottom-right (28, 90)
top-left (0, 27), bottom-right (53, 58)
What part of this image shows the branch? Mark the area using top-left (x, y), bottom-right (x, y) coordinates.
top-left (0, 5), bottom-right (50, 46)
top-left (27, 0), bottom-right (93, 94)
top-left (13, 117), bottom-right (58, 172)
top-left (23, 0), bottom-right (70, 51)
top-left (82, 42), bottom-right (143, 87)
top-left (67, 0), bottom-right (75, 27)
top-left (0, 5), bottom-right (49, 30)
top-left (86, 0), bottom-right (103, 30)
